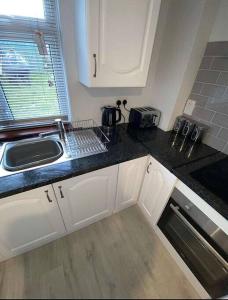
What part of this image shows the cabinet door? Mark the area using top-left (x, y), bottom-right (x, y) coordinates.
top-left (115, 156), bottom-right (148, 212)
top-left (0, 186), bottom-right (66, 260)
top-left (76, 0), bottom-right (161, 87)
top-left (53, 165), bottom-right (118, 232)
top-left (138, 157), bottom-right (177, 226)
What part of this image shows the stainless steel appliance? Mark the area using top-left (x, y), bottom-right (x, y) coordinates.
top-left (101, 106), bottom-right (121, 128)
top-left (129, 106), bottom-right (161, 128)
top-left (158, 188), bottom-right (228, 298)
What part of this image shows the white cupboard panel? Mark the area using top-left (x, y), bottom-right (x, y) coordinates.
top-left (75, 0), bottom-right (161, 87)
top-left (115, 156), bottom-right (147, 212)
top-left (54, 165), bottom-right (118, 232)
top-left (139, 156), bottom-right (177, 225)
top-left (0, 186), bottom-right (66, 259)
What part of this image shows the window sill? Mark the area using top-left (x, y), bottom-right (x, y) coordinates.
top-left (0, 121), bottom-right (71, 141)
top-left (0, 124), bottom-right (59, 141)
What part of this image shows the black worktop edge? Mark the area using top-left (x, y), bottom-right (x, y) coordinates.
top-left (0, 124), bottom-right (226, 219)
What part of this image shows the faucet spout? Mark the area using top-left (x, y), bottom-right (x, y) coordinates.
top-left (54, 119), bottom-right (66, 142)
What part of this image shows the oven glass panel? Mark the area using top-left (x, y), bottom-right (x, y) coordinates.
top-left (158, 200), bottom-right (228, 298)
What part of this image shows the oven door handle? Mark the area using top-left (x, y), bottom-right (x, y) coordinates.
top-left (170, 203), bottom-right (228, 270)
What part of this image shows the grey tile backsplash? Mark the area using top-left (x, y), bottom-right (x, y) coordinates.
top-left (188, 41), bottom-right (228, 153)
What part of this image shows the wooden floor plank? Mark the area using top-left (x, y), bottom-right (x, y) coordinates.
top-left (0, 206), bottom-right (199, 299)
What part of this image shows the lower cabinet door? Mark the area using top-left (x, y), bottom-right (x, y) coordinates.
top-left (138, 156), bottom-right (177, 226)
top-left (53, 165), bottom-right (118, 232)
top-left (0, 185), bottom-right (66, 260)
top-left (115, 156), bottom-right (148, 212)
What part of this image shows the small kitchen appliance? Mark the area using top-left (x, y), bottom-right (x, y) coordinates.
top-left (101, 106), bottom-right (121, 130)
top-left (129, 106), bottom-right (161, 128)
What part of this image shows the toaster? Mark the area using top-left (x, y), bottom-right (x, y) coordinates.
top-left (129, 106), bottom-right (161, 128)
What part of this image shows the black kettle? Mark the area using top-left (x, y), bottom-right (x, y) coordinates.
top-left (101, 106), bottom-right (121, 128)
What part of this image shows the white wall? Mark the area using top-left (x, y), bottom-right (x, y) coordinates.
top-left (59, 0), bottom-right (218, 130)
top-left (209, 0), bottom-right (228, 42)
top-left (148, 0), bottom-right (219, 130)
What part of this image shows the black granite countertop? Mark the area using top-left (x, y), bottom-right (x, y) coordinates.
top-left (173, 152), bottom-right (228, 219)
top-left (126, 126), bottom-right (218, 170)
top-left (0, 124), bottom-right (227, 219)
top-left (0, 125), bottom-right (148, 198)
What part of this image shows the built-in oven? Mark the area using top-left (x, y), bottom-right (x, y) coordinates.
top-left (158, 188), bottom-right (228, 299)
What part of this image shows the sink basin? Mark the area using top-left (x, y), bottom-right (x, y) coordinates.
top-left (2, 138), bottom-right (63, 171)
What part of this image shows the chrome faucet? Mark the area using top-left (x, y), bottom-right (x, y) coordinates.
top-left (54, 119), bottom-right (66, 142)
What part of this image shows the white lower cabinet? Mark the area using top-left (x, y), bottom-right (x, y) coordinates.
top-left (138, 156), bottom-right (177, 226)
top-left (0, 156), bottom-right (177, 261)
top-left (0, 185), bottom-right (66, 260)
top-left (53, 165), bottom-right (118, 233)
top-left (115, 156), bottom-right (147, 212)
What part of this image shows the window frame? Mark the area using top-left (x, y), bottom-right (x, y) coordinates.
top-left (0, 0), bottom-right (70, 130)
top-left (0, 82), bottom-right (13, 121)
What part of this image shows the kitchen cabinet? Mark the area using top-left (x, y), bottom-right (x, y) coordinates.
top-left (0, 186), bottom-right (66, 260)
top-left (53, 165), bottom-right (118, 232)
top-left (0, 156), bottom-right (177, 261)
top-left (115, 156), bottom-right (148, 212)
top-left (138, 156), bottom-right (177, 226)
top-left (75, 0), bottom-right (161, 87)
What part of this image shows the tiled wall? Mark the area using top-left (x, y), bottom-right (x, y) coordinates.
top-left (189, 41), bottom-right (228, 153)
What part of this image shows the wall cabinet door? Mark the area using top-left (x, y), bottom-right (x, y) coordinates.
top-left (138, 156), bottom-right (177, 226)
top-left (75, 0), bottom-right (161, 87)
top-left (53, 165), bottom-right (118, 232)
top-left (115, 156), bottom-right (148, 212)
top-left (0, 186), bottom-right (66, 260)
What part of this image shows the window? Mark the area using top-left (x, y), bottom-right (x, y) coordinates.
top-left (0, 0), bottom-right (70, 127)
top-left (0, 0), bottom-right (45, 19)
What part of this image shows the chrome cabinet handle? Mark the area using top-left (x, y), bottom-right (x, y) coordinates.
top-left (45, 190), bottom-right (52, 203)
top-left (93, 53), bottom-right (97, 78)
top-left (147, 162), bottom-right (152, 174)
top-left (58, 186), bottom-right (64, 199)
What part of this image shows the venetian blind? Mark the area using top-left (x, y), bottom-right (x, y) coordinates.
top-left (0, 0), bottom-right (70, 126)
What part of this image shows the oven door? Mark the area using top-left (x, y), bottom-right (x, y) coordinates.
top-left (158, 199), bottom-right (228, 298)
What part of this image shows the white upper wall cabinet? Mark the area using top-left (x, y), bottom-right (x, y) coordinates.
top-left (75, 0), bottom-right (161, 87)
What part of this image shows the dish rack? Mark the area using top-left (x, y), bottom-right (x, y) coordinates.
top-left (64, 119), bottom-right (110, 159)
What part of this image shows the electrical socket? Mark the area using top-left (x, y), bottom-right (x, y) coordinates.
top-left (184, 99), bottom-right (196, 116)
top-left (116, 100), bottom-right (122, 107)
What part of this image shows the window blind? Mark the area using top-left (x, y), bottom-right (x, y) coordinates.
top-left (0, 0), bottom-right (70, 126)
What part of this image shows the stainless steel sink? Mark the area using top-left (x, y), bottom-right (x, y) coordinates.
top-left (0, 119), bottom-right (108, 176)
top-left (2, 137), bottom-right (63, 171)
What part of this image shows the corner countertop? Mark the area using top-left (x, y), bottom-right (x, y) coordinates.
top-left (0, 124), bottom-right (227, 219)
top-left (173, 152), bottom-right (228, 219)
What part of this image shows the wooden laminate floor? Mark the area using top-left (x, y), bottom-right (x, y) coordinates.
top-left (0, 206), bottom-right (199, 299)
